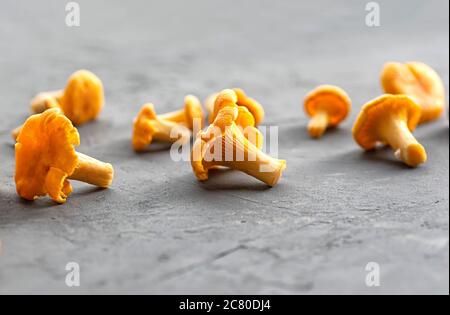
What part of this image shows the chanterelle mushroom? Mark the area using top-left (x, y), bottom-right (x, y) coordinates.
top-left (352, 94), bottom-right (427, 167)
top-left (15, 109), bottom-right (114, 204)
top-left (381, 62), bottom-right (446, 124)
top-left (213, 89), bottom-right (263, 149)
top-left (206, 88), bottom-right (265, 125)
top-left (12, 70), bottom-right (105, 141)
top-left (30, 69), bottom-right (104, 125)
top-left (192, 89), bottom-right (286, 187)
top-left (304, 85), bottom-right (351, 138)
top-left (159, 95), bottom-right (204, 130)
top-left (132, 103), bottom-right (191, 152)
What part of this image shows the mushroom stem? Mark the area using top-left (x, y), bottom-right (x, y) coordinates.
top-left (69, 152), bottom-right (114, 188)
top-left (380, 117), bottom-right (427, 167)
top-left (205, 125), bottom-right (286, 187)
top-left (30, 90), bottom-right (63, 113)
top-left (151, 119), bottom-right (191, 143)
top-left (235, 149), bottom-right (286, 187)
top-left (308, 111), bottom-right (329, 138)
top-left (11, 125), bottom-right (22, 141)
top-left (159, 110), bottom-right (185, 124)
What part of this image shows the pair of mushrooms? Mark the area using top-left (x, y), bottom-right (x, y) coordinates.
top-left (12, 70), bottom-right (105, 140)
top-left (14, 70), bottom-right (114, 204)
top-left (302, 61), bottom-right (445, 167)
top-left (192, 89), bottom-right (285, 187)
top-left (132, 88), bottom-right (284, 186)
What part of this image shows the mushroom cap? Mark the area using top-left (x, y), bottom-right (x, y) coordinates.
top-left (60, 70), bottom-right (104, 125)
top-left (235, 106), bottom-right (255, 129)
top-left (233, 88), bottom-right (265, 125)
top-left (15, 108), bottom-right (80, 203)
top-left (132, 104), bottom-right (158, 151)
top-left (352, 94), bottom-right (422, 150)
top-left (208, 88), bottom-right (264, 125)
top-left (381, 62), bottom-right (446, 123)
top-left (183, 95), bottom-right (204, 129)
top-left (213, 89), bottom-right (257, 128)
top-left (304, 85), bottom-right (351, 126)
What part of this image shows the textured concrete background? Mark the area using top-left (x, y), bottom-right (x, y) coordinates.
top-left (0, 0), bottom-right (448, 294)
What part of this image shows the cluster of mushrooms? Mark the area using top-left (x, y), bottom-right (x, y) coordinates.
top-left (11, 61), bottom-right (446, 204)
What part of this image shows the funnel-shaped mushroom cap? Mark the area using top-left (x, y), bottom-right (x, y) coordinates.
top-left (192, 95), bottom-right (285, 187)
top-left (213, 89), bottom-right (254, 127)
top-left (304, 85), bottom-right (351, 126)
top-left (353, 95), bottom-right (421, 150)
top-left (15, 109), bottom-right (80, 203)
top-left (132, 104), bottom-right (158, 151)
top-left (183, 95), bottom-right (204, 129)
top-left (208, 88), bottom-right (265, 125)
top-left (381, 62), bottom-right (446, 123)
top-left (60, 70), bottom-right (104, 125)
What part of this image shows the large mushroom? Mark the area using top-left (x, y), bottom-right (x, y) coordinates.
top-left (381, 62), bottom-right (446, 124)
top-left (192, 89), bottom-right (285, 187)
top-left (352, 94), bottom-right (427, 167)
top-left (15, 108), bottom-right (114, 204)
top-left (304, 85), bottom-right (351, 138)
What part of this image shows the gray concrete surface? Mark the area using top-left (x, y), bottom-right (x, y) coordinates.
top-left (0, 0), bottom-right (448, 294)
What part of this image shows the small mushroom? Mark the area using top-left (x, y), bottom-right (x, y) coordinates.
top-left (11, 70), bottom-right (104, 141)
top-left (15, 108), bottom-right (114, 204)
top-left (352, 94), bottom-right (427, 167)
top-left (30, 69), bottom-right (104, 125)
top-left (192, 89), bottom-right (286, 187)
top-left (304, 85), bottom-right (351, 138)
top-left (206, 88), bottom-right (265, 125)
top-left (381, 62), bottom-right (446, 124)
top-left (159, 95), bottom-right (204, 130)
top-left (132, 103), bottom-right (191, 152)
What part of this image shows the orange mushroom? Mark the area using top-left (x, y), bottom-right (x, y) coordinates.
top-left (192, 89), bottom-right (286, 187)
top-left (206, 88), bottom-right (265, 125)
top-left (30, 69), bottom-right (104, 125)
top-left (213, 89), bottom-right (263, 149)
top-left (381, 62), bottom-right (446, 123)
top-left (132, 103), bottom-right (191, 152)
top-left (11, 70), bottom-right (104, 141)
top-left (15, 109), bottom-right (114, 204)
top-left (159, 95), bottom-right (204, 130)
top-left (304, 85), bottom-right (351, 138)
top-left (352, 94), bottom-right (427, 167)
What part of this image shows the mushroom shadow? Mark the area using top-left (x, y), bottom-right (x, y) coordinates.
top-left (279, 123), bottom-right (351, 146)
top-left (335, 147), bottom-right (413, 170)
top-left (70, 186), bottom-right (112, 197)
top-left (15, 196), bottom-right (62, 210)
top-left (194, 169), bottom-right (275, 192)
top-left (99, 137), bottom-right (175, 162)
